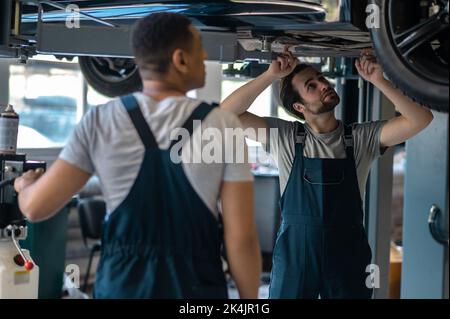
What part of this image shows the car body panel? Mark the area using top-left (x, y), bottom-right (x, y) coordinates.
top-left (23, 1), bottom-right (337, 28)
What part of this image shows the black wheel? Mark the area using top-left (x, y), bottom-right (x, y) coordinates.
top-left (369, 0), bottom-right (449, 113)
top-left (78, 56), bottom-right (142, 98)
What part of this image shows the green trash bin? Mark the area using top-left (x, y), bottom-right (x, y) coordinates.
top-left (20, 206), bottom-right (70, 299)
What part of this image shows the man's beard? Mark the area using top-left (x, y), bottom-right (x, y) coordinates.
top-left (307, 91), bottom-right (340, 115)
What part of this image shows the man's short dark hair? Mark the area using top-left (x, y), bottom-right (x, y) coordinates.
top-left (132, 12), bottom-right (193, 76)
top-left (280, 63), bottom-right (311, 121)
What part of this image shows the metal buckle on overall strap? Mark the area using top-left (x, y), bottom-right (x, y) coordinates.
top-left (344, 135), bottom-right (353, 148)
top-left (296, 123), bottom-right (306, 144)
top-left (296, 133), bottom-right (306, 144)
top-left (344, 125), bottom-right (353, 149)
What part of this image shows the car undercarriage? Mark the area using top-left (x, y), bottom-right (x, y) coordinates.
top-left (1, 0), bottom-right (448, 111)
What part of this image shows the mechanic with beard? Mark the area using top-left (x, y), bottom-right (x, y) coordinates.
top-left (221, 48), bottom-right (433, 299)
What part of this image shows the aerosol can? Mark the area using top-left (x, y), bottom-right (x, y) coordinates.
top-left (0, 104), bottom-right (40, 299)
top-left (0, 105), bottom-right (19, 154)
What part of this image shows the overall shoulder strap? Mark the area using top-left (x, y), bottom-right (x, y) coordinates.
top-left (294, 121), bottom-right (306, 157)
top-left (343, 124), bottom-right (354, 158)
top-left (170, 102), bottom-right (218, 148)
top-left (120, 94), bottom-right (158, 149)
top-left (295, 122), bottom-right (306, 145)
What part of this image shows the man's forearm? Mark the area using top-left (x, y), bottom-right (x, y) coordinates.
top-left (221, 71), bottom-right (276, 115)
top-left (18, 183), bottom-right (64, 222)
top-left (374, 79), bottom-right (433, 127)
top-left (14, 159), bottom-right (91, 222)
top-left (18, 186), bottom-right (39, 220)
top-left (226, 233), bottom-right (262, 299)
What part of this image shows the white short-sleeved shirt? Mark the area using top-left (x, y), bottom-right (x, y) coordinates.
top-left (60, 93), bottom-right (253, 217)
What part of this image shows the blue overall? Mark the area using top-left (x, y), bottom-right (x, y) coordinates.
top-left (94, 95), bottom-right (227, 299)
top-left (269, 123), bottom-right (373, 299)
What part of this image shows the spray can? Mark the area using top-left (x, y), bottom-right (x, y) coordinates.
top-left (0, 105), bottom-right (19, 154)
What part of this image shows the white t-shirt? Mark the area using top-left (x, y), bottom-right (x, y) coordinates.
top-left (60, 93), bottom-right (253, 217)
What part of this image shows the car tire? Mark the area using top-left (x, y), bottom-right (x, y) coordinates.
top-left (369, 0), bottom-right (449, 113)
top-left (78, 56), bottom-right (142, 98)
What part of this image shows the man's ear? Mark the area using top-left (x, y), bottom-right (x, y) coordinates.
top-left (293, 102), bottom-right (305, 115)
top-left (172, 49), bottom-right (189, 74)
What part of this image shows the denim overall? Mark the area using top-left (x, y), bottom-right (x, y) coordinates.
top-left (269, 123), bottom-right (373, 299)
top-left (94, 95), bottom-right (227, 298)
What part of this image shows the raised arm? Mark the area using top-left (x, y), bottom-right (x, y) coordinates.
top-left (355, 49), bottom-right (433, 148)
top-left (221, 48), bottom-right (298, 142)
top-left (220, 180), bottom-right (261, 299)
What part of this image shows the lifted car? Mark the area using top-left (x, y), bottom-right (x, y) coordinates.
top-left (0, 0), bottom-right (448, 112)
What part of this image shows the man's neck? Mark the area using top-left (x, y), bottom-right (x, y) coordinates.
top-left (142, 80), bottom-right (186, 101)
top-left (305, 114), bottom-right (339, 134)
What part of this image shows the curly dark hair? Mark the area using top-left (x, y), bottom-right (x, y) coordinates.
top-left (132, 13), bottom-right (193, 76)
top-left (279, 63), bottom-right (311, 120)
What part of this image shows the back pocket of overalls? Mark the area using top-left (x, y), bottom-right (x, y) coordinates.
top-left (303, 168), bottom-right (344, 186)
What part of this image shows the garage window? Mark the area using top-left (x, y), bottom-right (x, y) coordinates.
top-left (10, 57), bottom-right (84, 149)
